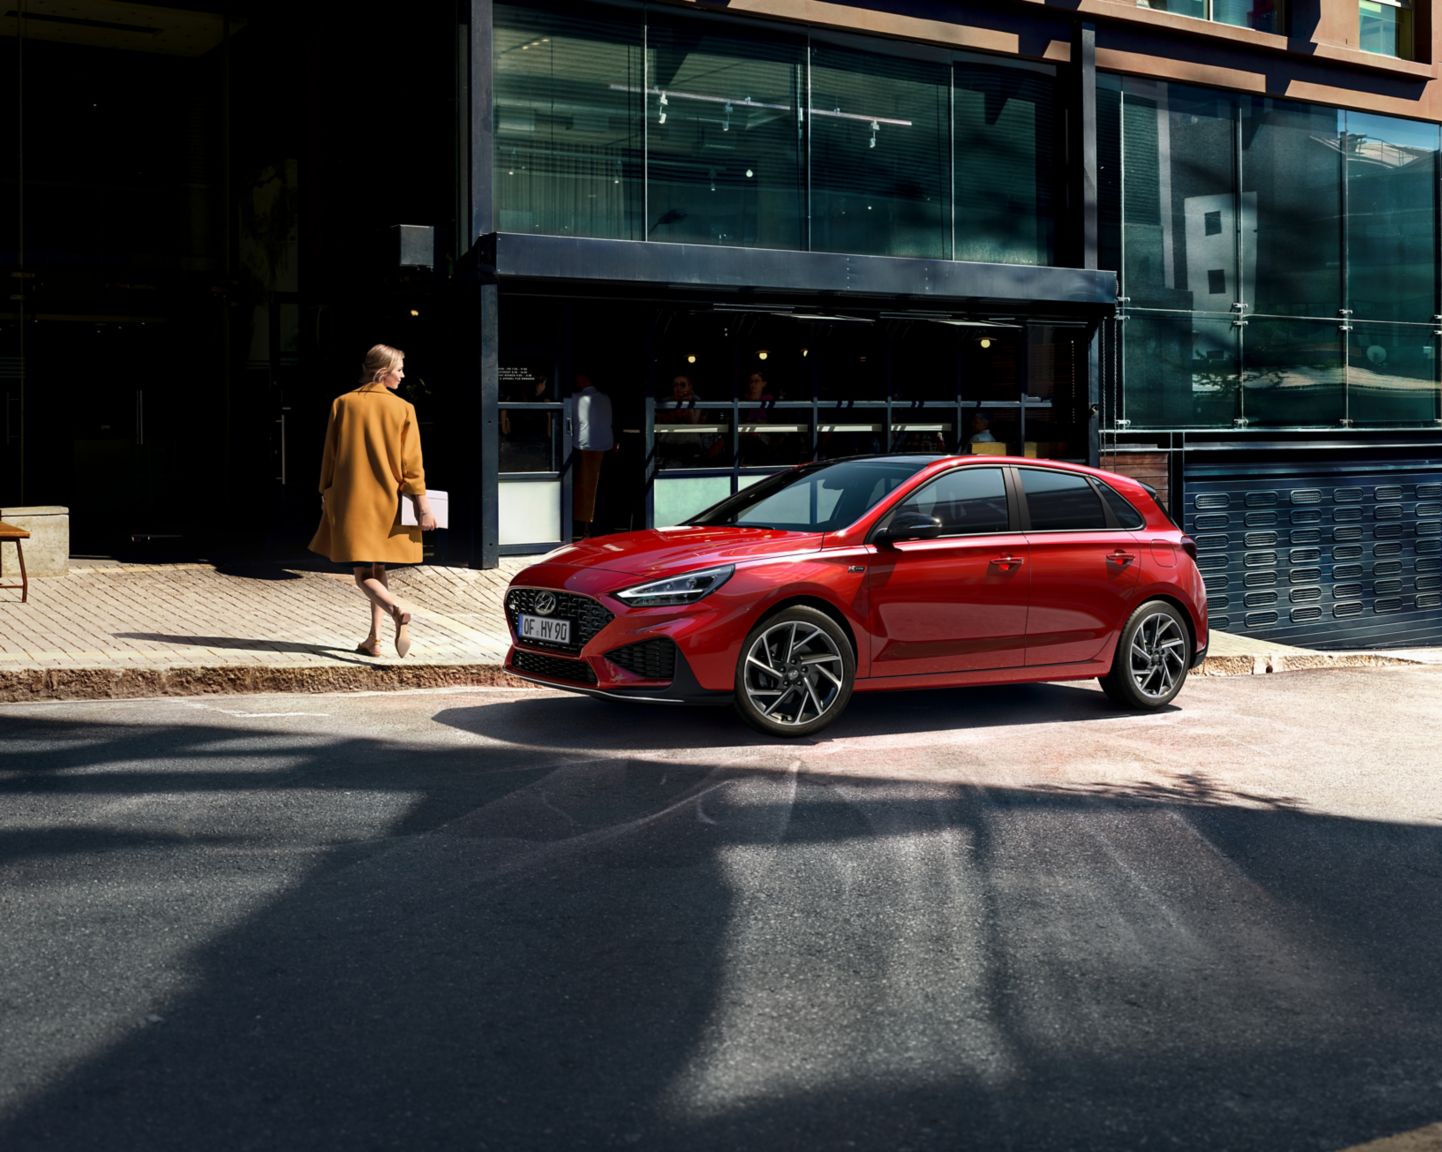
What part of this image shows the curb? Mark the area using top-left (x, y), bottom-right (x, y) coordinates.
top-left (1197, 652), bottom-right (1422, 677)
top-left (0, 651), bottom-right (1425, 704)
top-left (0, 663), bottom-right (529, 704)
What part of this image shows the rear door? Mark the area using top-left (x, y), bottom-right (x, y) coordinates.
top-left (1017, 467), bottom-right (1140, 667)
top-left (866, 465), bottom-right (1030, 676)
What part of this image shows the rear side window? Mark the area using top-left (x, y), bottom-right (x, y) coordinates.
top-left (1095, 481), bottom-right (1145, 529)
top-left (1021, 468), bottom-right (1107, 531)
top-left (892, 467), bottom-right (1009, 535)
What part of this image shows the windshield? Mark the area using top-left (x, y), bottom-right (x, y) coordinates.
top-left (688, 457), bottom-right (936, 532)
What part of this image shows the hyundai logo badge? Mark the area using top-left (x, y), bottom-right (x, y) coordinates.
top-left (534, 591), bottom-right (557, 616)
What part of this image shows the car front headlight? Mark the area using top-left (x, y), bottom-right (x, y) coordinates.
top-left (615, 564), bottom-right (735, 607)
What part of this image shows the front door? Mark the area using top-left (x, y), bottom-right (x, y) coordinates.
top-left (865, 464), bottom-right (1030, 676)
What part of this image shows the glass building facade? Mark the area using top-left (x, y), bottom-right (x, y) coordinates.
top-left (1112, 77), bottom-right (1441, 430)
top-left (493, 3), bottom-right (1062, 265)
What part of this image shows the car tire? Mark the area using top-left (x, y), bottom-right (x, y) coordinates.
top-left (734, 605), bottom-right (856, 737)
top-left (1100, 600), bottom-right (1192, 710)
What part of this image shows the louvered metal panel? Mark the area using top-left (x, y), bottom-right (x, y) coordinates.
top-left (1184, 462), bottom-right (1442, 649)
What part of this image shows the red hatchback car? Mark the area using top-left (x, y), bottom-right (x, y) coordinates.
top-left (504, 455), bottom-right (1208, 736)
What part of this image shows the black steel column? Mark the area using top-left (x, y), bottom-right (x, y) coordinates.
top-left (465, 0), bottom-right (499, 567)
top-left (1073, 23), bottom-right (1100, 465)
top-left (1071, 23), bottom-right (1098, 271)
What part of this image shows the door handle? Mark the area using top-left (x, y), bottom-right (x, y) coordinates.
top-left (990, 555), bottom-right (1024, 571)
top-left (1109, 550), bottom-right (1137, 566)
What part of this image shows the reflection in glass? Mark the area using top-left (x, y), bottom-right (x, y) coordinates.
top-left (954, 61), bottom-right (1057, 265)
top-left (809, 44), bottom-right (949, 258)
top-left (962, 328), bottom-right (1022, 402)
top-left (1122, 82), bottom-right (1238, 311)
top-left (1345, 111), bottom-right (1439, 324)
top-left (646, 19), bottom-right (804, 249)
top-left (891, 319), bottom-right (961, 403)
top-left (494, 4), bottom-right (643, 239)
top-left (1123, 312), bottom-right (1237, 428)
top-left (1242, 98), bottom-right (1343, 317)
top-left (1348, 323), bottom-right (1440, 425)
top-left (1241, 318), bottom-right (1344, 426)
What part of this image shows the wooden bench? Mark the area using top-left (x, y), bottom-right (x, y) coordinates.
top-left (0, 521), bottom-right (30, 603)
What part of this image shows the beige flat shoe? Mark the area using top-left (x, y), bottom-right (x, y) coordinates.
top-left (392, 606), bottom-right (412, 658)
top-left (356, 638), bottom-right (382, 658)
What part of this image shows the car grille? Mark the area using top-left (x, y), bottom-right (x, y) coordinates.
top-left (510, 649), bottom-right (597, 685)
top-left (505, 588), bottom-right (614, 655)
top-left (604, 638), bottom-right (677, 681)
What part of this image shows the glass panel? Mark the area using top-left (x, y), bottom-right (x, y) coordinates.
top-left (1020, 468), bottom-right (1108, 531)
top-left (809, 43), bottom-right (949, 258)
top-left (954, 60), bottom-right (1058, 265)
top-left (962, 327), bottom-right (1024, 403)
top-left (655, 475), bottom-right (732, 526)
top-left (891, 319), bottom-right (961, 403)
top-left (1242, 98), bottom-right (1343, 317)
top-left (804, 318), bottom-right (882, 403)
top-left (891, 406), bottom-right (956, 454)
top-left (1123, 312), bottom-right (1237, 428)
top-left (1348, 322), bottom-right (1441, 425)
top-left (494, 4), bottom-right (643, 239)
top-left (1241, 317), bottom-right (1344, 426)
top-left (499, 479), bottom-right (562, 545)
top-left (895, 467), bottom-right (1010, 535)
top-left (1360, 0), bottom-right (1413, 58)
top-left (500, 367), bottom-right (559, 473)
top-left (1345, 111), bottom-right (1438, 324)
top-left (646, 18), bottom-right (804, 248)
top-left (655, 395), bottom-right (730, 469)
top-left (1141, 0), bottom-right (1207, 18)
top-left (738, 406), bottom-right (810, 467)
top-left (1214, 0), bottom-right (1284, 33)
top-left (1122, 82), bottom-right (1238, 311)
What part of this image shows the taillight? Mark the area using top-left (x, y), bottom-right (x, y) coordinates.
top-left (1180, 535), bottom-right (1198, 561)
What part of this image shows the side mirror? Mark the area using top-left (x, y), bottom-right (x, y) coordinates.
top-left (876, 511), bottom-right (943, 545)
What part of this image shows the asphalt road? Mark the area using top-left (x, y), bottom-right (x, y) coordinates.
top-left (2, 668), bottom-right (1441, 1151)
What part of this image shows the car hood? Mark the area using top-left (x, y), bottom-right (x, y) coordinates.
top-left (536, 525), bottom-right (824, 579)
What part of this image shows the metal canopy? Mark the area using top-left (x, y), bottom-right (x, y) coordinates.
top-left (479, 233), bottom-right (1117, 313)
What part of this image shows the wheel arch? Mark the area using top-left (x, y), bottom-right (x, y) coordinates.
top-left (755, 594), bottom-right (861, 667)
top-left (1117, 592), bottom-right (1199, 665)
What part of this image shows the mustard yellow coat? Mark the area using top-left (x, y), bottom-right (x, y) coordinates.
top-left (308, 383), bottom-right (427, 564)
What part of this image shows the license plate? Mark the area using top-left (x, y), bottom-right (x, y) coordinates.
top-left (519, 613), bottom-right (571, 645)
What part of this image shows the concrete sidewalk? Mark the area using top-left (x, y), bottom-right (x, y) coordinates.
top-left (0, 558), bottom-right (1434, 702)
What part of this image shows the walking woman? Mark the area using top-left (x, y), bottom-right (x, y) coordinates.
top-left (309, 344), bottom-right (436, 657)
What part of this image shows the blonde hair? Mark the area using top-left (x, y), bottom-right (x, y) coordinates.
top-left (360, 344), bottom-right (404, 384)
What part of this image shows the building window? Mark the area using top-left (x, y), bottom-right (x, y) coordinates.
top-left (1359, 0), bottom-right (1414, 59)
top-left (1137, 0), bottom-right (1283, 35)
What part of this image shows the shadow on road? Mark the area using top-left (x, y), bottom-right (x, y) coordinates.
top-left (0, 705), bottom-right (1436, 1151)
top-left (442, 680), bottom-right (1167, 753)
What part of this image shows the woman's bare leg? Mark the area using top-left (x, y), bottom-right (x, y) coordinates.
top-left (353, 563), bottom-right (411, 657)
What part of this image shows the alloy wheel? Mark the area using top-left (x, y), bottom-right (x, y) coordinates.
top-left (741, 618), bottom-right (847, 728)
top-left (1128, 610), bottom-right (1187, 700)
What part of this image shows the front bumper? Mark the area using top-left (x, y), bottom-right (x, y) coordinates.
top-left (504, 584), bottom-right (732, 704)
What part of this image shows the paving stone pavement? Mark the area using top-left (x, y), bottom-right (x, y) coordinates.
top-left (0, 559), bottom-right (532, 701)
top-left (0, 557), bottom-right (1435, 702)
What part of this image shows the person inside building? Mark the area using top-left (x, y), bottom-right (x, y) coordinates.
top-left (573, 373), bottom-right (614, 537)
top-left (309, 343), bottom-right (436, 658)
top-left (657, 372), bottom-right (707, 466)
top-left (968, 411), bottom-right (999, 453)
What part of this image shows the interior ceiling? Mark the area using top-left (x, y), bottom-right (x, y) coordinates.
top-left (0, 0), bottom-right (233, 56)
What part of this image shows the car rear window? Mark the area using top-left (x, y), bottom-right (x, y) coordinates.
top-left (1094, 481), bottom-right (1146, 529)
top-left (1020, 468), bottom-right (1108, 531)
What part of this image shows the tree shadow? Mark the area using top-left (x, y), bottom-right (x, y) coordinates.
top-left (0, 708), bottom-right (1438, 1151)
